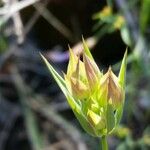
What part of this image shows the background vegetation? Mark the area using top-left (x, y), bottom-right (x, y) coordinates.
top-left (0, 0), bottom-right (150, 149)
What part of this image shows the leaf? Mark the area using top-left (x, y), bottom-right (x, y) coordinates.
top-left (98, 84), bottom-right (108, 108)
top-left (117, 50), bottom-right (127, 125)
top-left (106, 104), bottom-right (115, 133)
top-left (115, 104), bottom-right (124, 126)
top-left (118, 49), bottom-right (127, 88)
top-left (40, 54), bottom-right (79, 111)
top-left (24, 107), bottom-right (44, 150)
top-left (41, 54), bottom-right (66, 93)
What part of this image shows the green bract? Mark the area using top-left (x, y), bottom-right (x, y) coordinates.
top-left (41, 39), bottom-right (127, 137)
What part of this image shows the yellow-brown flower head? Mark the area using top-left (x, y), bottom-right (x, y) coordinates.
top-left (114, 15), bottom-right (125, 29)
top-left (41, 39), bottom-right (127, 137)
top-left (64, 45), bottom-right (101, 100)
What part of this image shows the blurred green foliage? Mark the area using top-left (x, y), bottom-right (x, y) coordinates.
top-left (140, 0), bottom-right (150, 34)
top-left (0, 35), bottom-right (7, 53)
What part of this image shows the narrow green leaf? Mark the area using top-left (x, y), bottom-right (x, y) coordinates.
top-left (115, 104), bottom-right (124, 126)
top-left (24, 107), bottom-right (44, 150)
top-left (106, 104), bottom-right (115, 133)
top-left (41, 54), bottom-right (66, 93)
top-left (118, 49), bottom-right (127, 88)
top-left (40, 54), bottom-right (79, 111)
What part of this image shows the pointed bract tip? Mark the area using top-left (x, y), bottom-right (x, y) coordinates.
top-left (81, 35), bottom-right (85, 42)
top-left (68, 44), bottom-right (71, 49)
top-left (118, 48), bottom-right (128, 88)
top-left (82, 34), bottom-right (84, 41)
top-left (68, 45), bottom-right (73, 53)
top-left (82, 36), bottom-right (94, 60)
top-left (108, 66), bottom-right (112, 72)
top-left (124, 48), bottom-right (128, 60)
top-left (122, 48), bottom-right (128, 65)
top-left (107, 66), bottom-right (113, 77)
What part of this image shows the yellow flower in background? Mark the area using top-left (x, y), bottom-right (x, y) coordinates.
top-left (93, 6), bottom-right (112, 19)
top-left (114, 15), bottom-right (125, 29)
top-left (41, 38), bottom-right (127, 137)
top-left (100, 6), bottom-right (112, 18)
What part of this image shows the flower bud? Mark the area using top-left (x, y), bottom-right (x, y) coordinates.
top-left (70, 76), bottom-right (89, 99)
top-left (41, 39), bottom-right (127, 138)
top-left (100, 67), bottom-right (124, 109)
top-left (87, 109), bottom-right (105, 130)
top-left (83, 54), bottom-right (101, 91)
top-left (65, 51), bottom-right (89, 99)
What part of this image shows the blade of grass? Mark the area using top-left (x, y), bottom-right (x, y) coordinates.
top-left (11, 67), bottom-right (44, 150)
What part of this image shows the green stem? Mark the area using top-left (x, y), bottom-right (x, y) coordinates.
top-left (101, 136), bottom-right (108, 150)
